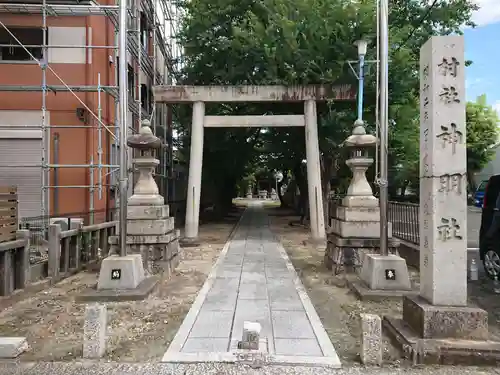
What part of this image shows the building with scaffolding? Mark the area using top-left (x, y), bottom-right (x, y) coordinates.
top-left (0, 0), bottom-right (183, 223)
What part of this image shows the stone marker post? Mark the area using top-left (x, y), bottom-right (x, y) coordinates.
top-left (83, 303), bottom-right (107, 358)
top-left (359, 313), bottom-right (382, 366)
top-left (383, 36), bottom-right (491, 365)
top-left (419, 35), bottom-right (467, 306)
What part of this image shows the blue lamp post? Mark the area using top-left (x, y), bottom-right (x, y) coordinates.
top-left (354, 39), bottom-right (369, 121)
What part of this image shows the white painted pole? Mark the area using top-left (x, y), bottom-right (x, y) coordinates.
top-left (379, 0), bottom-right (389, 255)
top-left (185, 101), bottom-right (205, 240)
top-left (118, 0), bottom-right (129, 256)
top-left (304, 100), bottom-right (326, 243)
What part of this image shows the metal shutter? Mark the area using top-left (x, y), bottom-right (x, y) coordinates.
top-left (0, 139), bottom-right (42, 218)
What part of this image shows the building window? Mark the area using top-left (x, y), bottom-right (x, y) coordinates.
top-left (127, 64), bottom-right (134, 100)
top-left (140, 12), bottom-right (149, 53)
top-left (0, 27), bottom-right (45, 62)
top-left (141, 84), bottom-right (154, 113)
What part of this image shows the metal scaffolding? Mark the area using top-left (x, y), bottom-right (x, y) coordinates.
top-left (0, 0), bottom-right (183, 221)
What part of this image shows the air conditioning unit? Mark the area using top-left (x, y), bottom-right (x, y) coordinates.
top-left (49, 217), bottom-right (84, 231)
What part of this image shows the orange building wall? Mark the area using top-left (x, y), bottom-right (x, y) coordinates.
top-left (0, 7), bottom-right (119, 220)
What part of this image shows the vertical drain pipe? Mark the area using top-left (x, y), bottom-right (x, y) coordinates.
top-left (53, 133), bottom-right (60, 215)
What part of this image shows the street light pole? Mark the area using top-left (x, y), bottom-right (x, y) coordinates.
top-left (118, 0), bottom-right (129, 256)
top-left (379, 0), bottom-right (389, 256)
top-left (354, 40), bottom-right (368, 121)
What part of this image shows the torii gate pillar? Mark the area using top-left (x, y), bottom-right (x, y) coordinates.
top-left (304, 99), bottom-right (325, 244)
top-left (185, 101), bottom-right (205, 239)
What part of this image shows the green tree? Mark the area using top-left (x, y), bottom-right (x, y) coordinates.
top-left (466, 94), bottom-right (499, 190)
top-left (175, 0), bottom-right (478, 214)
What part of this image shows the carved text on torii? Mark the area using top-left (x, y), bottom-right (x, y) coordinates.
top-left (439, 86), bottom-right (460, 104)
top-left (438, 173), bottom-right (464, 195)
top-left (436, 123), bottom-right (463, 154)
top-left (437, 217), bottom-right (462, 242)
top-left (438, 57), bottom-right (460, 77)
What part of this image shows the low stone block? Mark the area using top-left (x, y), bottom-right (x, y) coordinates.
top-left (403, 295), bottom-right (488, 340)
top-left (330, 218), bottom-right (393, 238)
top-left (336, 206), bottom-right (380, 222)
top-left (97, 254), bottom-right (145, 290)
top-left (360, 314), bottom-right (382, 365)
top-left (127, 217), bottom-right (174, 236)
top-left (342, 195), bottom-right (379, 208)
top-left (0, 337), bottom-right (29, 358)
top-left (360, 254), bottom-right (411, 291)
top-left (328, 234), bottom-right (400, 249)
top-left (83, 304), bottom-right (107, 359)
top-left (109, 233), bottom-right (177, 245)
top-left (127, 205), bottom-right (169, 220)
top-left (239, 321), bottom-right (261, 350)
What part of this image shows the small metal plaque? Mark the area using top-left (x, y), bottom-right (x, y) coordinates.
top-left (111, 269), bottom-right (121, 280)
top-left (385, 269), bottom-right (396, 280)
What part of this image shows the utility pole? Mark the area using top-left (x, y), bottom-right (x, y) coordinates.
top-left (379, 0), bottom-right (389, 255)
top-left (118, 0), bottom-right (129, 256)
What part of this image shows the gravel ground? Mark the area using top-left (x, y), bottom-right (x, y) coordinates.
top-left (0, 211), bottom-right (242, 362)
top-left (266, 206), bottom-right (500, 366)
top-left (2, 362), bottom-right (500, 375)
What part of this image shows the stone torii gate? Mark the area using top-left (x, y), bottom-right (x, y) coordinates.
top-left (153, 85), bottom-right (356, 244)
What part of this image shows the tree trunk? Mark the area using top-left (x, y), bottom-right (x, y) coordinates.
top-left (399, 181), bottom-right (409, 199)
top-left (277, 172), bottom-right (288, 208)
top-left (293, 162), bottom-right (308, 224)
top-left (320, 154), bottom-right (335, 225)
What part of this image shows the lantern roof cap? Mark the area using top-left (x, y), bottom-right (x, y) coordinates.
top-left (127, 119), bottom-right (161, 149)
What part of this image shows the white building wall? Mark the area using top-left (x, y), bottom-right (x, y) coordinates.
top-left (474, 144), bottom-right (500, 186)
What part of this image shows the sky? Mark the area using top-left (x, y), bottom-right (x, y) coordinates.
top-left (465, 0), bottom-right (500, 112)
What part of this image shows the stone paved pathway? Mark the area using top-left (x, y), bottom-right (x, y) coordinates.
top-left (163, 203), bottom-right (340, 367)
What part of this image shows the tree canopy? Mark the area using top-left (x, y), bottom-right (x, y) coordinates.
top-left (466, 94), bottom-right (500, 190)
top-left (173, 0), bottom-right (478, 213)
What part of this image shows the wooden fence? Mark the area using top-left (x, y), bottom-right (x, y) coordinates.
top-left (0, 187), bottom-right (18, 243)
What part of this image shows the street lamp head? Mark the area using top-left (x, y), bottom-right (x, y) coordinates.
top-left (354, 39), bottom-right (369, 57)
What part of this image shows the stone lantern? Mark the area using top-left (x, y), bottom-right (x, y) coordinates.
top-left (342, 119), bottom-right (378, 207)
top-left (326, 119), bottom-right (404, 282)
top-left (85, 119), bottom-right (181, 301)
top-left (127, 119), bottom-right (164, 206)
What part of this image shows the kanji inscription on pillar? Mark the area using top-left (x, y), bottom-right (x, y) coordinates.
top-left (419, 36), bottom-right (467, 306)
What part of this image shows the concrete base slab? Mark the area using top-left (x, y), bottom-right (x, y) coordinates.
top-left (383, 316), bottom-right (500, 365)
top-left (402, 295), bottom-right (488, 340)
top-left (97, 254), bottom-right (145, 290)
top-left (360, 254), bottom-right (411, 291)
top-left (180, 238), bottom-right (200, 248)
top-left (75, 276), bottom-right (158, 303)
top-left (348, 279), bottom-right (419, 302)
top-left (0, 337), bottom-right (29, 358)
